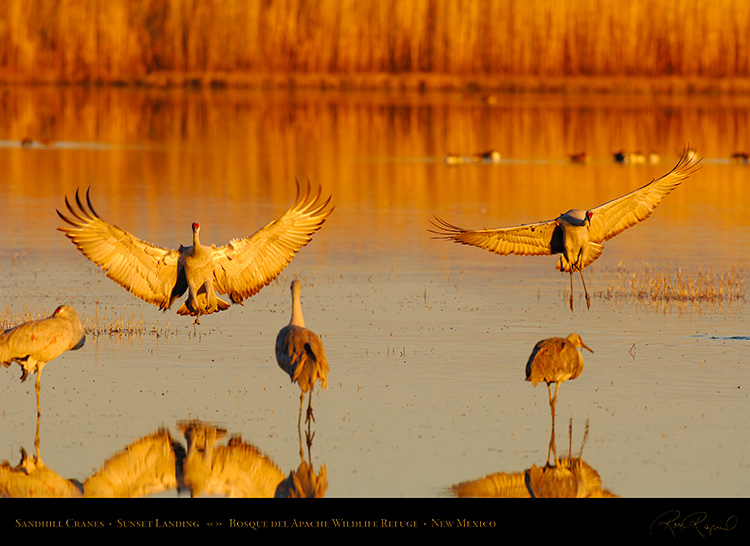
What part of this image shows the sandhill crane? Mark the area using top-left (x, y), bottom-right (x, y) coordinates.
top-left (526, 333), bottom-right (593, 429)
top-left (57, 182), bottom-right (333, 324)
top-left (275, 280), bottom-right (329, 428)
top-left (1, 305), bottom-right (85, 417)
top-left (430, 147), bottom-right (701, 311)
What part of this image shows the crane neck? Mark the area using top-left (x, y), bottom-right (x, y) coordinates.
top-left (290, 282), bottom-right (305, 327)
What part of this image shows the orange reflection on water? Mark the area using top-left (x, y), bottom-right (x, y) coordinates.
top-left (1, 87), bottom-right (748, 265)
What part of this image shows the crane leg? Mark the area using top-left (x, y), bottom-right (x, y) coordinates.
top-left (549, 383), bottom-right (560, 422)
top-left (578, 269), bottom-right (591, 309)
top-left (568, 271), bottom-right (575, 311)
top-left (547, 420), bottom-right (558, 466)
top-left (306, 389), bottom-right (316, 424)
top-left (35, 371), bottom-right (42, 418)
top-left (297, 392), bottom-right (305, 429)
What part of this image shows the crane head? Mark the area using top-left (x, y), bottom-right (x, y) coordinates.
top-left (192, 222), bottom-right (200, 232)
top-left (567, 333), bottom-right (593, 353)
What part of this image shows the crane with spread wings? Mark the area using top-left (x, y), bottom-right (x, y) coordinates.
top-left (58, 182), bottom-right (333, 323)
top-left (430, 147), bottom-right (701, 311)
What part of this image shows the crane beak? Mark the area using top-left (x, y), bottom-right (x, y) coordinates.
top-left (581, 341), bottom-right (593, 353)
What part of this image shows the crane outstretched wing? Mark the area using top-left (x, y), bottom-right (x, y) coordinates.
top-left (587, 146), bottom-right (702, 243)
top-left (57, 188), bottom-right (183, 310)
top-left (429, 216), bottom-right (564, 257)
top-left (211, 181), bottom-right (334, 304)
top-left (82, 429), bottom-right (181, 498)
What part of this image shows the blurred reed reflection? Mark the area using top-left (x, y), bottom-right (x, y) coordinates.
top-left (2, 86), bottom-right (749, 214)
top-left (1, 86), bottom-right (748, 284)
top-left (451, 419), bottom-right (617, 498)
top-left (0, 419), bottom-right (327, 498)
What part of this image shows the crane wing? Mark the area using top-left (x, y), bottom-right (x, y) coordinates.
top-left (211, 181), bottom-right (333, 304)
top-left (587, 147), bottom-right (701, 243)
top-left (57, 188), bottom-right (183, 310)
top-left (429, 215), bottom-right (564, 256)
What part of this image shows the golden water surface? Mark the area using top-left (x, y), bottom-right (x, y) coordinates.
top-left (0, 86), bottom-right (748, 498)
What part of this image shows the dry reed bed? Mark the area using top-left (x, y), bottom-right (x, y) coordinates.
top-left (1, 0), bottom-right (750, 90)
top-left (593, 264), bottom-right (746, 313)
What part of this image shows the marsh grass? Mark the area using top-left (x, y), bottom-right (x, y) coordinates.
top-left (1, 303), bottom-right (179, 339)
top-left (2, 0), bottom-right (750, 90)
top-left (593, 264), bottom-right (746, 313)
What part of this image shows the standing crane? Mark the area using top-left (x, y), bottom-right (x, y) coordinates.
top-left (275, 280), bottom-right (329, 428)
top-left (57, 182), bottom-right (333, 323)
top-left (526, 333), bottom-right (592, 426)
top-left (430, 147), bottom-right (701, 311)
top-left (1, 305), bottom-right (86, 416)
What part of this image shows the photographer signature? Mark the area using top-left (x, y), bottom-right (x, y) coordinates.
top-left (650, 510), bottom-right (737, 538)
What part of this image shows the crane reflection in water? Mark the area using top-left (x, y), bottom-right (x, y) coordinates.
top-left (0, 419), bottom-right (327, 498)
top-left (450, 419), bottom-right (617, 498)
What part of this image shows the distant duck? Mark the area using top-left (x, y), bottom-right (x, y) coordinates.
top-left (569, 152), bottom-right (589, 164)
top-left (444, 154), bottom-right (478, 165)
top-left (20, 138), bottom-right (33, 148)
top-left (474, 149), bottom-right (502, 162)
top-left (730, 152), bottom-right (749, 163)
top-left (613, 150), bottom-right (646, 164)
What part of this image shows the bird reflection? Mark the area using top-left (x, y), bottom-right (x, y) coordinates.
top-left (178, 420), bottom-right (285, 498)
top-left (0, 390), bottom-right (79, 497)
top-left (2, 418), bottom-right (333, 498)
top-left (450, 419), bottom-right (617, 498)
top-left (0, 447), bottom-right (82, 498)
top-left (274, 424), bottom-right (328, 498)
top-left (82, 428), bottom-right (183, 498)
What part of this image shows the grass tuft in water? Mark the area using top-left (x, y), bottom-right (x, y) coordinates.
top-left (592, 263), bottom-right (746, 313)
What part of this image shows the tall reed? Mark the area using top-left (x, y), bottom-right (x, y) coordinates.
top-left (1, 0), bottom-right (749, 87)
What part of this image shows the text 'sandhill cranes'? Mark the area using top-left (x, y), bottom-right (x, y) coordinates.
top-left (57, 182), bottom-right (333, 323)
top-left (430, 147), bottom-right (701, 311)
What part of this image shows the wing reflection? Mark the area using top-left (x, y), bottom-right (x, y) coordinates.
top-left (451, 419), bottom-right (617, 498)
top-left (82, 428), bottom-right (183, 498)
top-left (2, 418), bottom-right (329, 498)
top-left (178, 420), bottom-right (285, 498)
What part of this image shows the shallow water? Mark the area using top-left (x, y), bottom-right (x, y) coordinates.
top-left (0, 87), bottom-right (748, 498)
